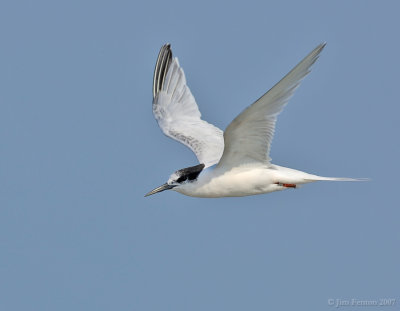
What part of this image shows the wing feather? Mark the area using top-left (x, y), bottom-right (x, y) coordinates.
top-left (152, 44), bottom-right (224, 167)
top-left (217, 43), bottom-right (326, 170)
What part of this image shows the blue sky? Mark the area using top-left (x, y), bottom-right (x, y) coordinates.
top-left (0, 0), bottom-right (399, 310)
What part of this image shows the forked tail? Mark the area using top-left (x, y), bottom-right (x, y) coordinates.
top-left (305, 176), bottom-right (369, 182)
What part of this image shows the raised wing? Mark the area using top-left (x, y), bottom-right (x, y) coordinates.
top-left (217, 43), bottom-right (326, 170)
top-left (152, 44), bottom-right (224, 167)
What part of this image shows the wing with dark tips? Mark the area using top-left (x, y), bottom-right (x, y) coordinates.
top-left (152, 44), bottom-right (224, 167)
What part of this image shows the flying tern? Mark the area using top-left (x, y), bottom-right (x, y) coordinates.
top-left (145, 43), bottom-right (362, 198)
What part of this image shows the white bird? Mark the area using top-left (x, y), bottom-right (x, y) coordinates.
top-left (145, 43), bottom-right (363, 198)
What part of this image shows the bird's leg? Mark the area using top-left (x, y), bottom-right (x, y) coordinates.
top-left (283, 183), bottom-right (296, 188)
top-left (275, 182), bottom-right (297, 188)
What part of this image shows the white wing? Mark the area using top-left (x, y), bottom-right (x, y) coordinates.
top-left (152, 44), bottom-right (224, 168)
top-left (217, 43), bottom-right (326, 170)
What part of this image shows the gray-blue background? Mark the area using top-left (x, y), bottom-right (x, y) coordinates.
top-left (1, 0), bottom-right (398, 310)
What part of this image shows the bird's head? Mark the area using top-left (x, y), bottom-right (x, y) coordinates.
top-left (145, 163), bottom-right (205, 197)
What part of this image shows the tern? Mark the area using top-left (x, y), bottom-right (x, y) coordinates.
top-left (145, 43), bottom-right (362, 198)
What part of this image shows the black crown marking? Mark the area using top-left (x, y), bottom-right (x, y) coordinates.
top-left (176, 164), bottom-right (205, 183)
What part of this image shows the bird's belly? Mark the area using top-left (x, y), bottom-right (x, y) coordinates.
top-left (176, 168), bottom-right (284, 198)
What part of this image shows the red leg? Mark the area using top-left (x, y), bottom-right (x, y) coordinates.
top-left (282, 183), bottom-right (296, 188)
top-left (275, 182), bottom-right (297, 188)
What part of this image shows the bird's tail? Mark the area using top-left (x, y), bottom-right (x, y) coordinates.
top-left (304, 176), bottom-right (369, 182)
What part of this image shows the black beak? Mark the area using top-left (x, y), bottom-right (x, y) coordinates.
top-left (144, 183), bottom-right (175, 197)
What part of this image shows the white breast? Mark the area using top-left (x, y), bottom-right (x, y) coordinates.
top-left (173, 165), bottom-right (282, 198)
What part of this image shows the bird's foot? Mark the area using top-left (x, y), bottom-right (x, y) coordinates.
top-left (275, 182), bottom-right (296, 188)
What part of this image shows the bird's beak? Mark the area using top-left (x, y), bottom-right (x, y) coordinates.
top-left (144, 183), bottom-right (175, 197)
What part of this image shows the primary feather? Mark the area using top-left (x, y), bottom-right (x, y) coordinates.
top-left (152, 44), bottom-right (224, 167)
top-left (217, 43), bottom-right (326, 170)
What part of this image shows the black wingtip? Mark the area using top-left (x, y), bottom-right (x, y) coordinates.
top-left (152, 43), bottom-right (173, 98)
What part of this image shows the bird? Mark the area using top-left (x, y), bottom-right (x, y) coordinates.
top-left (145, 43), bottom-right (363, 198)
